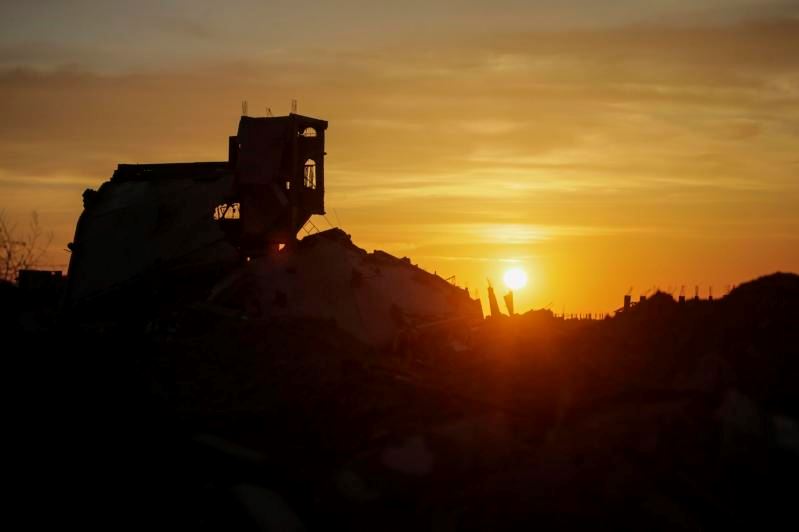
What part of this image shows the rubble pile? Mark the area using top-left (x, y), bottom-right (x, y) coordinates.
top-left (205, 228), bottom-right (481, 346)
top-left (8, 272), bottom-right (788, 530)
top-left (6, 256), bottom-right (799, 530)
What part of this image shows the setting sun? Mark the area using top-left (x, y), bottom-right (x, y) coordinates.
top-left (503, 267), bottom-right (528, 291)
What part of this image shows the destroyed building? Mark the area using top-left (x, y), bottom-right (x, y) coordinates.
top-left (65, 113), bottom-right (482, 345)
top-left (10, 113), bottom-right (799, 532)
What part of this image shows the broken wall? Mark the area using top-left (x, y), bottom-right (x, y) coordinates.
top-left (66, 172), bottom-right (238, 306)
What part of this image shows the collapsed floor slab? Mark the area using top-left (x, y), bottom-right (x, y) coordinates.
top-left (208, 228), bottom-right (482, 347)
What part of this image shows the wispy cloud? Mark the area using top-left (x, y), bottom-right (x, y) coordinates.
top-left (0, 6), bottom-right (797, 310)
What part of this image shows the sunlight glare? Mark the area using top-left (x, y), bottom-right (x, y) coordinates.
top-left (503, 267), bottom-right (528, 290)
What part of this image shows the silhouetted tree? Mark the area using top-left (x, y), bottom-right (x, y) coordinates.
top-left (0, 210), bottom-right (53, 282)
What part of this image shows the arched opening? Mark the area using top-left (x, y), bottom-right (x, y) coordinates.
top-left (303, 159), bottom-right (317, 189)
top-left (213, 202), bottom-right (240, 220)
top-left (300, 127), bottom-right (317, 137)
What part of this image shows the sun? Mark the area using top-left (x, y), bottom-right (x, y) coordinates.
top-left (503, 267), bottom-right (528, 290)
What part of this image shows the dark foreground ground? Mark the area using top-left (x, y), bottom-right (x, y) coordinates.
top-left (5, 272), bottom-right (799, 530)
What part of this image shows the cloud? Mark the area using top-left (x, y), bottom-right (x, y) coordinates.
top-left (0, 14), bottom-right (797, 294)
top-left (152, 14), bottom-right (221, 42)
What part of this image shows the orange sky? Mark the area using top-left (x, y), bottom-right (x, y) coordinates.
top-left (1, 1), bottom-right (798, 314)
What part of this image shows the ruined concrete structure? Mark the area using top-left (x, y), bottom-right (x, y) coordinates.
top-left (65, 113), bottom-right (481, 345)
top-left (66, 114), bottom-right (327, 306)
top-left (232, 114), bottom-right (327, 252)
